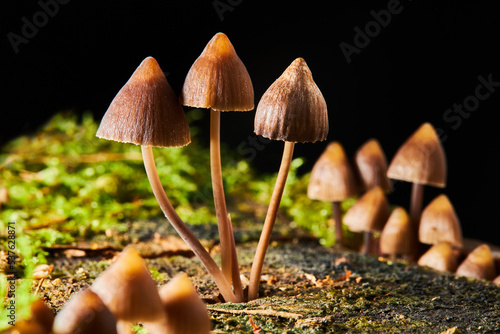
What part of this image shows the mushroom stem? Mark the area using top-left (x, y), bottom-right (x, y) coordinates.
top-left (227, 214), bottom-right (244, 301)
top-left (248, 141), bottom-right (295, 301)
top-left (409, 182), bottom-right (425, 258)
top-left (210, 109), bottom-right (238, 289)
top-left (363, 231), bottom-right (373, 255)
top-left (141, 146), bottom-right (237, 303)
top-left (332, 201), bottom-right (343, 246)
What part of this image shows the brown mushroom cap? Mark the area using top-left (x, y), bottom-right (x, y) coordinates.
top-left (417, 242), bottom-right (458, 273)
top-left (90, 246), bottom-right (165, 323)
top-left (455, 244), bottom-right (496, 280)
top-left (493, 275), bottom-right (500, 285)
top-left (96, 56), bottom-right (191, 148)
top-left (419, 194), bottom-right (463, 248)
top-left (254, 57), bottom-right (328, 143)
top-left (354, 139), bottom-right (392, 193)
top-left (52, 289), bottom-right (117, 334)
top-left (343, 186), bottom-right (390, 233)
top-left (307, 141), bottom-right (358, 202)
top-left (387, 123), bottom-right (446, 187)
top-left (379, 207), bottom-right (412, 255)
top-left (180, 32), bottom-right (254, 112)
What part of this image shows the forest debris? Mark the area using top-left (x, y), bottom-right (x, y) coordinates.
top-left (439, 327), bottom-right (462, 334)
top-left (208, 307), bottom-right (303, 320)
top-left (32, 264), bottom-right (54, 279)
top-left (63, 249), bottom-right (86, 258)
top-left (334, 269), bottom-right (352, 281)
top-left (334, 256), bottom-right (350, 265)
top-left (248, 316), bottom-right (262, 333)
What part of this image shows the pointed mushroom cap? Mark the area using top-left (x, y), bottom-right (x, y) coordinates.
top-left (145, 273), bottom-right (211, 334)
top-left (417, 242), bottom-right (458, 273)
top-left (96, 56), bottom-right (191, 147)
top-left (343, 186), bottom-right (390, 233)
top-left (30, 299), bottom-right (55, 333)
top-left (387, 123), bottom-right (446, 187)
top-left (254, 57), bottom-right (328, 143)
top-left (354, 139), bottom-right (392, 193)
top-left (493, 275), bottom-right (500, 285)
top-left (90, 246), bottom-right (165, 323)
top-left (455, 244), bottom-right (496, 280)
top-left (52, 289), bottom-right (117, 334)
top-left (419, 194), bottom-right (462, 248)
top-left (180, 32), bottom-right (254, 111)
top-left (379, 207), bottom-right (412, 255)
top-left (307, 142), bottom-right (357, 202)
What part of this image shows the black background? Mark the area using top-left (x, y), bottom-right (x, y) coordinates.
top-left (2, 0), bottom-right (499, 245)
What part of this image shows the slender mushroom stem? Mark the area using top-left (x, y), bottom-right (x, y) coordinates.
top-left (332, 201), bottom-right (343, 246)
top-left (210, 109), bottom-right (238, 288)
top-left (248, 141), bottom-right (295, 301)
top-left (141, 146), bottom-right (237, 303)
top-left (227, 214), bottom-right (244, 301)
top-left (363, 231), bottom-right (373, 255)
top-left (409, 182), bottom-right (425, 259)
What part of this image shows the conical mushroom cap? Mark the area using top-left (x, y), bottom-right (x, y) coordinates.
top-left (307, 142), bottom-right (358, 202)
top-left (493, 275), bottom-right (500, 285)
top-left (354, 139), bottom-right (392, 193)
top-left (344, 186), bottom-right (390, 233)
top-left (254, 57), bottom-right (328, 143)
top-left (387, 123), bottom-right (446, 187)
top-left (180, 32), bottom-right (254, 111)
top-left (96, 56), bottom-right (191, 147)
top-left (417, 242), bottom-right (458, 273)
top-left (90, 246), bottom-right (165, 323)
top-left (456, 244), bottom-right (496, 280)
top-left (379, 207), bottom-right (412, 255)
top-left (419, 194), bottom-right (462, 248)
top-left (52, 289), bottom-right (117, 334)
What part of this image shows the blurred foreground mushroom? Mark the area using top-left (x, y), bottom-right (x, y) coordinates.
top-left (417, 242), bottom-right (458, 273)
top-left (307, 141), bottom-right (357, 247)
top-left (96, 56), bottom-right (236, 303)
top-left (248, 57), bottom-right (328, 301)
top-left (344, 186), bottom-right (390, 255)
top-left (455, 244), bottom-right (496, 280)
top-left (387, 123), bottom-right (446, 260)
top-left (180, 33), bottom-right (253, 299)
top-left (4, 298), bottom-right (54, 334)
top-left (379, 207), bottom-right (412, 259)
top-left (354, 139), bottom-right (392, 194)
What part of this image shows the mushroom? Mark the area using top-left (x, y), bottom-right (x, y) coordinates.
top-left (52, 289), bottom-right (117, 334)
top-left (248, 57), bottom-right (328, 301)
top-left (145, 273), bottom-right (211, 334)
top-left (417, 242), bottom-right (458, 273)
top-left (354, 139), bottom-right (392, 194)
top-left (307, 141), bottom-right (358, 247)
top-left (455, 244), bottom-right (496, 280)
top-left (4, 298), bottom-right (54, 334)
top-left (180, 32), bottom-right (254, 298)
top-left (343, 186), bottom-right (390, 255)
top-left (419, 194), bottom-right (462, 249)
top-left (96, 56), bottom-right (236, 303)
top-left (493, 275), bottom-right (500, 285)
top-left (379, 207), bottom-right (412, 259)
top-left (90, 246), bottom-right (166, 333)
top-left (386, 122), bottom-right (447, 260)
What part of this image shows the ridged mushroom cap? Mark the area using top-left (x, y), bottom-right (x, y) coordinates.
top-left (343, 186), bottom-right (390, 233)
top-left (387, 123), bottom-right (446, 187)
top-left (96, 56), bottom-right (191, 147)
top-left (307, 142), bottom-right (357, 202)
top-left (180, 32), bottom-right (254, 111)
top-left (417, 242), bottom-right (458, 273)
top-left (254, 57), bottom-right (328, 143)
top-left (379, 207), bottom-right (412, 255)
top-left (354, 139), bottom-right (392, 193)
top-left (456, 244), bottom-right (496, 280)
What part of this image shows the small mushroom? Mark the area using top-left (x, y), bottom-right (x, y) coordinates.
top-left (353, 139), bottom-right (392, 194)
top-left (455, 244), bottom-right (496, 280)
top-left (96, 56), bottom-right (236, 303)
top-left (379, 207), bottom-right (412, 258)
top-left (493, 275), bottom-right (500, 285)
top-left (180, 33), bottom-right (254, 298)
top-left (145, 273), bottom-right (211, 334)
top-left (417, 242), bottom-right (458, 273)
top-left (343, 186), bottom-right (390, 255)
top-left (307, 141), bottom-right (358, 247)
top-left (90, 246), bottom-right (165, 333)
top-left (387, 122), bottom-right (447, 260)
top-left (5, 298), bottom-right (54, 334)
top-left (248, 57), bottom-right (328, 301)
top-left (52, 289), bottom-right (117, 334)
top-left (419, 194), bottom-right (462, 249)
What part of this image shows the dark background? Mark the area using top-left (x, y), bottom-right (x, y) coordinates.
top-left (2, 1), bottom-right (499, 245)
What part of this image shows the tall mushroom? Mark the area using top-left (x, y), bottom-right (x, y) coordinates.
top-left (307, 141), bottom-right (358, 247)
top-left (387, 122), bottom-right (446, 260)
top-left (96, 56), bottom-right (236, 303)
top-left (180, 33), bottom-right (254, 298)
top-left (379, 207), bottom-right (412, 259)
top-left (248, 57), bottom-right (328, 301)
top-left (354, 138), bottom-right (392, 194)
top-left (343, 186), bottom-right (390, 255)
